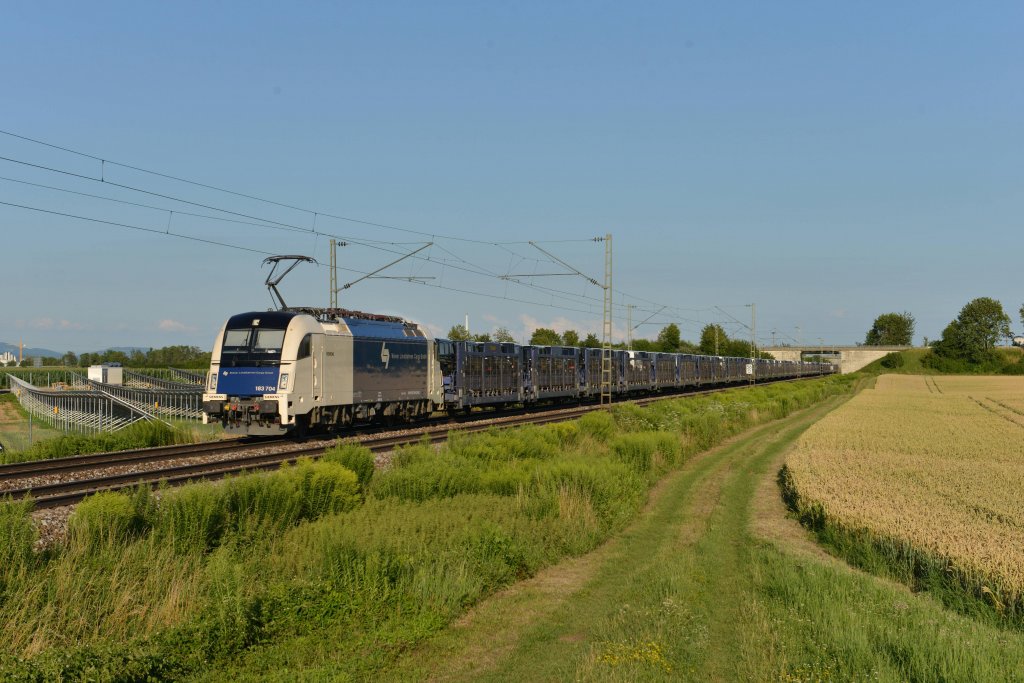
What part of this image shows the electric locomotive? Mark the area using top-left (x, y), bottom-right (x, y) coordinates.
top-left (203, 308), bottom-right (443, 435)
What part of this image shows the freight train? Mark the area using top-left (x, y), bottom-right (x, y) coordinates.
top-left (202, 307), bottom-right (836, 435)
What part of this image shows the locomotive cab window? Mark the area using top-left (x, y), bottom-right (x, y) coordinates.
top-left (253, 329), bottom-right (285, 353)
top-left (222, 329), bottom-right (253, 353)
top-left (297, 334), bottom-right (312, 360)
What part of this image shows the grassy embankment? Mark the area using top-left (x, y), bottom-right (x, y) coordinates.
top-left (860, 346), bottom-right (1024, 375)
top-left (0, 376), bottom-right (854, 681)
top-left (782, 374), bottom-right (1024, 628)
top-left (380, 377), bottom-right (1024, 682)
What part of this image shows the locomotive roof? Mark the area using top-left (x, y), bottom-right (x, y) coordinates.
top-left (225, 311), bottom-right (300, 329)
top-left (225, 309), bottom-right (423, 340)
top-left (342, 316), bottom-right (425, 340)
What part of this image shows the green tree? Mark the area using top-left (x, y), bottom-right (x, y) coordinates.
top-left (699, 324), bottom-right (727, 355)
top-left (632, 338), bottom-right (655, 351)
top-left (446, 324), bottom-right (471, 341)
top-left (656, 323), bottom-right (682, 352)
top-left (934, 297), bottom-right (1011, 361)
top-left (472, 333), bottom-right (492, 342)
top-left (864, 312), bottom-right (915, 346)
top-left (723, 339), bottom-right (753, 358)
top-left (530, 328), bottom-right (563, 346)
top-left (61, 351), bottom-right (78, 366)
top-left (561, 330), bottom-right (580, 347)
top-left (581, 333), bottom-right (601, 348)
top-left (493, 326), bottom-right (515, 343)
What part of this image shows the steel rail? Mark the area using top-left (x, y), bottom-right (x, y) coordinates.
top-left (4, 376), bottom-right (819, 508)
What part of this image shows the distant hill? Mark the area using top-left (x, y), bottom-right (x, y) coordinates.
top-left (0, 341), bottom-right (65, 359)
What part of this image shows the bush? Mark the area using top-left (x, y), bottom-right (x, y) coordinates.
top-left (921, 350), bottom-right (1004, 374)
top-left (610, 433), bottom-right (655, 474)
top-left (577, 409), bottom-right (616, 442)
top-left (447, 425), bottom-right (561, 462)
top-left (880, 352), bottom-right (905, 369)
top-left (323, 443), bottom-right (375, 490)
top-left (1001, 361), bottom-right (1024, 375)
top-left (372, 455), bottom-right (484, 502)
top-left (68, 488), bottom-right (154, 548)
top-left (154, 459), bottom-right (361, 554)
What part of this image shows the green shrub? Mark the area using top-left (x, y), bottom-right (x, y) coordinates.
top-left (610, 403), bottom-right (658, 432)
top-left (158, 484), bottom-right (228, 553)
top-left (577, 409), bottom-right (616, 442)
top-left (610, 433), bottom-right (656, 474)
top-left (1001, 360), bottom-right (1024, 375)
top-left (447, 425), bottom-right (562, 463)
top-left (156, 459), bottom-right (360, 553)
top-left (323, 443), bottom-right (375, 489)
top-left (372, 455), bottom-right (484, 502)
top-left (68, 489), bottom-right (153, 548)
top-left (880, 352), bottom-right (906, 369)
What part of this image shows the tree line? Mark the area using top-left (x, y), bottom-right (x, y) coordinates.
top-left (19, 345), bottom-right (212, 369)
top-left (865, 298), bottom-right (1024, 372)
top-left (446, 322), bottom-right (773, 358)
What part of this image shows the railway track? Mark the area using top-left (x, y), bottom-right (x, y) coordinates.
top-left (1, 377), bottom-right (810, 509)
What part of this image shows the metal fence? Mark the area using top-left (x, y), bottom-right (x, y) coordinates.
top-left (123, 370), bottom-right (204, 390)
top-left (7, 374), bottom-right (150, 434)
top-left (88, 377), bottom-right (203, 421)
top-left (6, 369), bottom-right (206, 434)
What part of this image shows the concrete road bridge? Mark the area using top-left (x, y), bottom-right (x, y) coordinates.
top-left (762, 346), bottom-right (912, 374)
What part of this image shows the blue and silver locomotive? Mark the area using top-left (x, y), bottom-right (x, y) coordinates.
top-left (203, 308), bottom-right (443, 435)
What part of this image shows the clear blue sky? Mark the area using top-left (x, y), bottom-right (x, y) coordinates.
top-left (2, 2), bottom-right (1021, 353)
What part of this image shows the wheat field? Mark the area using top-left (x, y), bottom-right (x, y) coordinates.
top-left (786, 374), bottom-right (1024, 608)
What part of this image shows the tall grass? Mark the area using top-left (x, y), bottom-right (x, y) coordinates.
top-left (0, 498), bottom-right (36, 607)
top-left (1, 420), bottom-right (197, 465)
top-left (0, 376), bottom-right (855, 680)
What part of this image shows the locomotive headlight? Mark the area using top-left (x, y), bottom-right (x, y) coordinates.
top-left (278, 374), bottom-right (289, 390)
top-left (208, 372), bottom-right (217, 392)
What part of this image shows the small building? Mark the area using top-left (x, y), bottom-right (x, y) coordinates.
top-left (88, 364), bottom-right (123, 385)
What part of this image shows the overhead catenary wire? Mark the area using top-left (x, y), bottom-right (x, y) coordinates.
top-left (0, 129), bottom-right (774, 336)
top-left (0, 151), bottom-right (627, 314)
top-left (0, 128), bottom-right (597, 248)
top-left (0, 198), bottom-right (616, 318)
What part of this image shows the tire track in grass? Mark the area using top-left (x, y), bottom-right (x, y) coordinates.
top-left (382, 398), bottom-right (845, 682)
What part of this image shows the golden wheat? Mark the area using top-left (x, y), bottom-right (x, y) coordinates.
top-left (787, 374), bottom-right (1024, 603)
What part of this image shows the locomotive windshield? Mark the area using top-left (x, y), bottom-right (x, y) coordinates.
top-left (220, 326), bottom-right (286, 366)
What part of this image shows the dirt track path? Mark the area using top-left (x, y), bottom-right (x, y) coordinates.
top-left (383, 397), bottom-right (845, 682)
